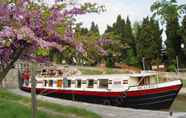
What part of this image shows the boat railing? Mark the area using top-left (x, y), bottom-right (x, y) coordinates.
top-left (128, 79), bottom-right (182, 91)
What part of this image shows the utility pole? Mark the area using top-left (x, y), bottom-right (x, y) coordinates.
top-left (142, 57), bottom-right (145, 70)
top-left (31, 62), bottom-right (37, 118)
top-left (176, 56), bottom-right (179, 74)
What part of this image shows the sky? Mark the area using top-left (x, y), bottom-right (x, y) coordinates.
top-left (76, 0), bottom-right (186, 34)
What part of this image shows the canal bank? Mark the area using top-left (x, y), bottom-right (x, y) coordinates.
top-left (8, 89), bottom-right (186, 118)
top-left (1, 68), bottom-right (186, 118)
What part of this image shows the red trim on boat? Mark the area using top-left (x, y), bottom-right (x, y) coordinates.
top-left (127, 85), bottom-right (182, 97)
top-left (22, 84), bottom-right (182, 97)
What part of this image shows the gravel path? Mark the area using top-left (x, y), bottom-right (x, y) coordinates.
top-left (179, 88), bottom-right (186, 95)
top-left (8, 89), bottom-right (186, 118)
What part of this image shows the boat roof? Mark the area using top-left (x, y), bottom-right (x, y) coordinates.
top-left (69, 71), bottom-right (156, 80)
top-left (70, 74), bottom-right (129, 79)
top-left (36, 69), bottom-right (156, 80)
top-left (129, 71), bottom-right (156, 77)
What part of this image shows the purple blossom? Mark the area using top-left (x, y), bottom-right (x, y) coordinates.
top-left (14, 8), bottom-right (28, 23)
top-left (0, 0), bottom-right (94, 65)
top-left (76, 42), bottom-right (85, 53)
top-left (96, 38), bottom-right (112, 46)
top-left (97, 46), bottom-right (108, 56)
top-left (0, 4), bottom-right (9, 17)
top-left (67, 7), bottom-right (86, 15)
top-left (15, 26), bottom-right (36, 41)
top-left (29, 56), bottom-right (50, 63)
top-left (0, 48), bottom-right (13, 63)
top-left (0, 26), bottom-right (15, 38)
top-left (63, 31), bottom-right (74, 43)
top-left (7, 3), bottom-right (16, 13)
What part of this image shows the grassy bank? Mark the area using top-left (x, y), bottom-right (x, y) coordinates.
top-left (182, 80), bottom-right (186, 88)
top-left (0, 89), bottom-right (101, 118)
top-left (78, 67), bottom-right (127, 75)
top-left (171, 95), bottom-right (186, 112)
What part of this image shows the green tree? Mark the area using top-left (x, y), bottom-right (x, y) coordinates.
top-left (136, 17), bottom-right (162, 69)
top-left (182, 16), bottom-right (186, 43)
top-left (90, 22), bottom-right (100, 35)
top-left (104, 15), bottom-right (138, 66)
top-left (181, 15), bottom-right (186, 65)
top-left (113, 15), bottom-right (125, 35)
top-left (151, 0), bottom-right (186, 63)
top-left (122, 17), bottom-right (137, 65)
top-left (165, 17), bottom-right (181, 59)
top-left (104, 15), bottom-right (125, 63)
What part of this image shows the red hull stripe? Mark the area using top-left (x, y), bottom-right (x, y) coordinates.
top-left (127, 85), bottom-right (182, 97)
top-left (22, 84), bottom-right (182, 97)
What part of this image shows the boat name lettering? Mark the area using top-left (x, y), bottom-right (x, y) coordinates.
top-left (138, 85), bottom-right (156, 89)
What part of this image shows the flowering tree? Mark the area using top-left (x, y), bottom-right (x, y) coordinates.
top-left (0, 0), bottom-right (105, 83)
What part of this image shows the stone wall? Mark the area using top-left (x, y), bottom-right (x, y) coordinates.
top-left (159, 72), bottom-right (186, 80)
top-left (2, 69), bottom-right (19, 89)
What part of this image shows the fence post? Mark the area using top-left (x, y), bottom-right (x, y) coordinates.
top-left (176, 56), bottom-right (179, 74)
top-left (30, 62), bottom-right (37, 118)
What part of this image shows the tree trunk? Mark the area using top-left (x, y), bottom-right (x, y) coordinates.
top-left (0, 71), bottom-right (9, 88)
top-left (0, 79), bottom-right (3, 88)
top-left (0, 47), bottom-right (24, 86)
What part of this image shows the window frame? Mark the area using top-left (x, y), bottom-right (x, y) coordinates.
top-left (99, 79), bottom-right (109, 89)
top-left (87, 79), bottom-right (94, 88)
top-left (76, 80), bottom-right (82, 88)
top-left (67, 80), bottom-right (71, 88)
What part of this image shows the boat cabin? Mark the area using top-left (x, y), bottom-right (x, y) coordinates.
top-left (26, 69), bottom-right (159, 92)
top-left (21, 68), bottom-right (182, 110)
top-left (129, 72), bottom-right (158, 86)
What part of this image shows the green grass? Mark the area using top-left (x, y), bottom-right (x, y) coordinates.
top-left (182, 80), bottom-right (186, 88)
top-left (38, 101), bottom-right (101, 118)
top-left (0, 99), bottom-right (59, 118)
top-left (79, 68), bottom-right (103, 75)
top-left (79, 67), bottom-right (126, 75)
top-left (0, 89), bottom-right (101, 118)
top-left (171, 95), bottom-right (186, 112)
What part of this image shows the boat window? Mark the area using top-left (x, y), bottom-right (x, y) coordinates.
top-left (58, 70), bottom-right (63, 76)
top-left (48, 80), bottom-right (53, 87)
top-left (82, 80), bottom-right (86, 84)
top-left (68, 80), bottom-right (71, 88)
top-left (63, 77), bottom-right (68, 88)
top-left (48, 70), bottom-right (55, 76)
top-left (87, 79), bottom-right (94, 88)
top-left (99, 79), bottom-right (108, 88)
top-left (144, 77), bottom-right (150, 85)
top-left (113, 81), bottom-right (121, 85)
top-left (57, 80), bottom-right (63, 87)
top-left (108, 80), bottom-right (112, 84)
top-left (44, 80), bottom-right (47, 86)
top-left (76, 80), bottom-right (81, 88)
top-left (123, 80), bottom-right (128, 84)
top-left (41, 69), bottom-right (47, 76)
top-left (138, 77), bottom-right (144, 86)
top-left (138, 77), bottom-right (150, 86)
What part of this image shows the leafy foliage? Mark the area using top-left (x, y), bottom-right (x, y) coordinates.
top-left (0, 0), bottom-right (105, 80)
top-left (151, 0), bottom-right (186, 64)
top-left (136, 17), bottom-right (162, 69)
top-left (151, 0), bottom-right (186, 23)
top-left (104, 15), bottom-right (138, 66)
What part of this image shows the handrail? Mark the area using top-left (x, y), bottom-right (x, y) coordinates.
top-left (128, 79), bottom-right (182, 88)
